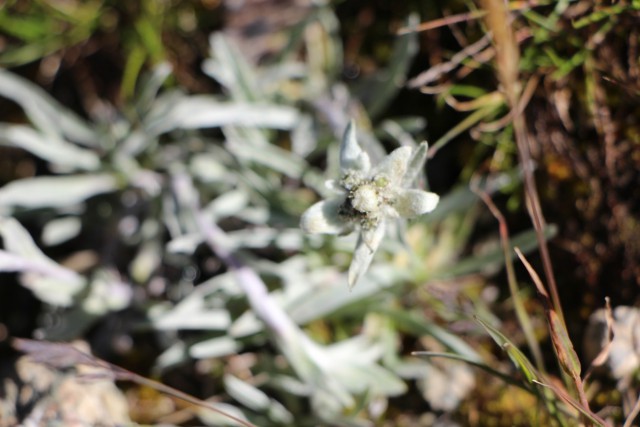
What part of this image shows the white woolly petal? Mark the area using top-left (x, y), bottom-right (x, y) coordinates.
top-left (381, 204), bottom-right (400, 219)
top-left (402, 142), bottom-right (429, 187)
top-left (325, 179), bottom-right (345, 193)
top-left (339, 120), bottom-right (371, 173)
top-left (371, 146), bottom-right (412, 186)
top-left (348, 223), bottom-right (385, 289)
top-left (300, 197), bottom-right (350, 235)
top-left (394, 189), bottom-right (440, 218)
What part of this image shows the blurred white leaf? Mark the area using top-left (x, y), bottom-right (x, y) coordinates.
top-left (154, 341), bottom-right (188, 373)
top-left (269, 375), bottom-right (311, 397)
top-left (0, 174), bottom-right (117, 210)
top-left (224, 375), bottom-right (294, 424)
top-left (0, 124), bottom-right (100, 171)
top-left (190, 336), bottom-right (239, 359)
top-left (402, 141), bottom-right (429, 188)
top-left (585, 306), bottom-right (640, 380)
top-left (286, 264), bottom-right (405, 324)
top-left (0, 69), bottom-right (98, 147)
top-left (204, 33), bottom-right (261, 102)
top-left (41, 217), bottom-right (82, 246)
top-left (417, 361), bottom-right (475, 411)
top-left (229, 309), bottom-right (264, 338)
top-left (349, 224), bottom-right (386, 289)
top-left (291, 115), bottom-right (316, 157)
top-left (166, 233), bottom-right (201, 254)
top-left (204, 190), bottom-right (249, 222)
top-left (129, 241), bottom-right (162, 283)
top-left (225, 137), bottom-right (306, 178)
top-left (169, 228), bottom-right (306, 256)
top-left (151, 288), bottom-right (231, 331)
top-left (197, 402), bottom-right (249, 427)
top-left (224, 375), bottom-right (270, 410)
top-left (236, 205), bottom-right (270, 224)
top-left (0, 217), bottom-right (85, 306)
top-left (334, 362), bottom-right (406, 396)
top-left (266, 398), bottom-right (295, 424)
top-left (190, 153), bottom-right (229, 184)
top-left (225, 228), bottom-right (305, 251)
top-left (317, 335), bottom-right (407, 396)
top-left (147, 95), bottom-right (299, 134)
top-left (118, 130), bottom-right (155, 157)
top-left (83, 270), bottom-right (132, 314)
top-left (152, 307), bottom-right (230, 331)
top-left (135, 62), bottom-right (173, 114)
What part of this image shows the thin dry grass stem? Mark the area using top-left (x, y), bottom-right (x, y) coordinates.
top-left (481, 0), bottom-right (519, 96)
top-left (407, 34), bottom-right (492, 88)
top-left (12, 338), bottom-right (258, 427)
top-left (532, 379), bottom-right (610, 427)
top-left (476, 74), bottom-right (539, 132)
top-left (410, 28), bottom-right (531, 92)
top-left (418, 67), bottom-right (486, 95)
top-left (396, 1), bottom-right (541, 35)
top-left (397, 10), bottom-right (485, 35)
top-left (418, 83), bottom-right (452, 95)
top-left (481, 0), bottom-right (565, 328)
top-left (444, 90), bottom-right (504, 112)
top-left (514, 248), bottom-right (547, 299)
top-left (121, 370), bottom-right (257, 427)
top-left (471, 179), bottom-right (545, 372)
top-left (12, 338), bottom-right (102, 369)
top-left (515, 248), bottom-right (597, 426)
top-left (512, 53), bottom-right (566, 331)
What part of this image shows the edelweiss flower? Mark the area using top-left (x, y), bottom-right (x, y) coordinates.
top-left (301, 121), bottom-right (440, 288)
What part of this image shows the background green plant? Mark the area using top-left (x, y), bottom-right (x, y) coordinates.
top-left (1, 0), bottom-right (639, 426)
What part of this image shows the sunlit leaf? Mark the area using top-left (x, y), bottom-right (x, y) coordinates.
top-left (225, 375), bottom-right (270, 411)
top-left (224, 375), bottom-right (294, 423)
top-left (82, 270), bottom-right (132, 315)
top-left (0, 217), bottom-right (85, 306)
top-left (402, 142), bottom-right (429, 188)
top-left (0, 69), bottom-right (98, 146)
top-left (190, 337), bottom-right (239, 359)
top-left (204, 33), bottom-right (262, 102)
top-left (146, 95), bottom-right (299, 134)
top-left (151, 290), bottom-right (231, 331)
top-left (0, 124), bottom-right (100, 171)
top-left (197, 402), bottom-right (250, 427)
top-left (0, 174), bottom-right (118, 210)
top-left (41, 217), bottom-right (82, 246)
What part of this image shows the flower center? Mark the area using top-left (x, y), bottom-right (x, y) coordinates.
top-left (351, 184), bottom-right (380, 213)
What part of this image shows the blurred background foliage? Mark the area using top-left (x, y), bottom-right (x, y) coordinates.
top-left (0, 0), bottom-right (639, 426)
